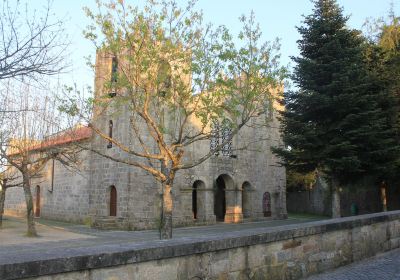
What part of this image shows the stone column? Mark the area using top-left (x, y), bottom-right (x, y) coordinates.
top-left (200, 185), bottom-right (214, 223)
top-left (224, 188), bottom-right (243, 223)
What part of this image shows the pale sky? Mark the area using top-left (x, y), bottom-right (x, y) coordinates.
top-left (29, 0), bottom-right (400, 90)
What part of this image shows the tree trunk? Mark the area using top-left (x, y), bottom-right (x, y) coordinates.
top-left (23, 175), bottom-right (37, 237)
top-left (380, 182), bottom-right (388, 212)
top-left (0, 187), bottom-right (5, 228)
top-left (160, 182), bottom-right (173, 239)
top-left (331, 179), bottom-right (341, 218)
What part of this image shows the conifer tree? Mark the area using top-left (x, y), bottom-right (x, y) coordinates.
top-left (275, 0), bottom-right (399, 217)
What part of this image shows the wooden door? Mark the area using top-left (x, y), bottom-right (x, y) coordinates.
top-left (35, 185), bottom-right (40, 217)
top-left (110, 186), bottom-right (117, 216)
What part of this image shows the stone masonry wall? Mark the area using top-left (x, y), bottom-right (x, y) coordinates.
top-left (2, 211), bottom-right (400, 280)
top-left (88, 53), bottom-right (287, 230)
top-left (4, 149), bottom-right (91, 223)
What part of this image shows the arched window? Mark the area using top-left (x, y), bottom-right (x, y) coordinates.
top-left (107, 120), bottom-right (113, 149)
top-left (221, 119), bottom-right (232, 156)
top-left (263, 192), bottom-right (271, 217)
top-left (110, 185), bottom-right (117, 216)
top-left (210, 119), bottom-right (220, 155)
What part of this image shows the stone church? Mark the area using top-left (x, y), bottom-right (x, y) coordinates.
top-left (3, 52), bottom-right (287, 230)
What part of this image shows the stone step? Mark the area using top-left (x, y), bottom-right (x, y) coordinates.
top-left (97, 222), bottom-right (117, 225)
top-left (95, 220), bottom-right (117, 223)
top-left (92, 217), bottom-right (120, 230)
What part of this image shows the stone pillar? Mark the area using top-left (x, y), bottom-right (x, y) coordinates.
top-left (224, 188), bottom-right (243, 223)
top-left (202, 187), bottom-right (216, 223)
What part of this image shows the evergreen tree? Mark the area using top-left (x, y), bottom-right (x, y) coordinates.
top-left (274, 0), bottom-right (399, 217)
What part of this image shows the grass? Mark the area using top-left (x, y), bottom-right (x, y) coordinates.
top-left (288, 212), bottom-right (330, 220)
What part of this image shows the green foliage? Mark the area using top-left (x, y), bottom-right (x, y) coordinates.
top-left (62, 0), bottom-right (286, 177)
top-left (286, 169), bottom-right (317, 191)
top-left (274, 0), bottom-right (400, 185)
top-left (364, 10), bottom-right (400, 181)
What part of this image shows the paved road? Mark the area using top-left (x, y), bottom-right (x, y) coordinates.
top-left (0, 215), bottom-right (324, 261)
top-left (307, 248), bottom-right (400, 280)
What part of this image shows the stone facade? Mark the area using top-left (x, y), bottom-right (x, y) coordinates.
top-left (4, 149), bottom-right (91, 224)
top-left (3, 52), bottom-right (287, 230)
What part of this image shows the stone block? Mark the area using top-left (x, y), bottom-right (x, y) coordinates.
top-left (282, 239), bottom-right (302, 250)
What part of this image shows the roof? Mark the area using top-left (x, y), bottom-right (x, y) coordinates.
top-left (8, 126), bottom-right (92, 156)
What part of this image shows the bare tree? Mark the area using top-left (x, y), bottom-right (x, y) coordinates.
top-left (0, 85), bottom-right (82, 236)
top-left (63, 0), bottom-right (286, 239)
top-left (0, 169), bottom-right (23, 227)
top-left (0, 0), bottom-right (68, 83)
top-left (0, 0), bottom-right (71, 234)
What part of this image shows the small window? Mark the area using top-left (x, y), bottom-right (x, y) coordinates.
top-left (111, 57), bottom-right (118, 83)
top-left (107, 120), bottom-right (113, 149)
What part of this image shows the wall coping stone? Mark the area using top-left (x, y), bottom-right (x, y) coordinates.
top-left (2, 210), bottom-right (400, 280)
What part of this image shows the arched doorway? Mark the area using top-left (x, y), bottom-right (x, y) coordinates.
top-left (35, 185), bottom-right (40, 217)
top-left (110, 185), bottom-right (117, 216)
top-left (242, 182), bottom-right (251, 218)
top-left (214, 175), bottom-right (227, 221)
top-left (263, 192), bottom-right (271, 217)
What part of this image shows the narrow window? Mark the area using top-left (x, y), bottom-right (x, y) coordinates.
top-left (192, 183), bottom-right (197, 220)
top-left (109, 57), bottom-right (118, 98)
top-left (110, 185), bottom-right (117, 216)
top-left (263, 192), bottom-right (271, 217)
top-left (35, 186), bottom-right (41, 217)
top-left (50, 158), bottom-right (55, 192)
top-left (107, 120), bottom-right (113, 149)
top-left (111, 57), bottom-right (118, 83)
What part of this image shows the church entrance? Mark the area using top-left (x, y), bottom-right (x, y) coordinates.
top-left (214, 175), bottom-right (227, 221)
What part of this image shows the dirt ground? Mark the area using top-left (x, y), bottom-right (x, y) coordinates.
top-left (0, 217), bottom-right (92, 246)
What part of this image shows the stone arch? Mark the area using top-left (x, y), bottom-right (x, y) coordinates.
top-left (214, 174), bottom-right (235, 222)
top-left (263, 192), bottom-right (271, 217)
top-left (35, 185), bottom-right (40, 217)
top-left (109, 185), bottom-right (117, 216)
top-left (242, 181), bottom-right (252, 218)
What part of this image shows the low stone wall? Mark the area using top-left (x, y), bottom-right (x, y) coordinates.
top-left (2, 211), bottom-right (400, 280)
